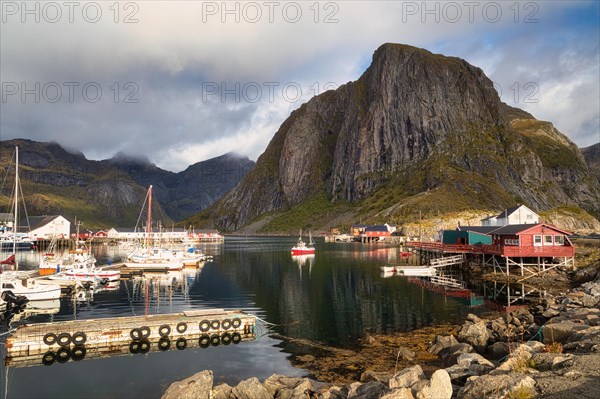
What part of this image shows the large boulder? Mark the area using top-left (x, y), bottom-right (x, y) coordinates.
top-left (458, 316), bottom-right (490, 353)
top-left (458, 374), bottom-right (537, 399)
top-left (380, 387), bottom-right (415, 399)
top-left (263, 374), bottom-right (314, 398)
top-left (543, 321), bottom-right (588, 344)
top-left (232, 377), bottom-right (273, 399)
top-left (389, 365), bottom-right (426, 390)
top-left (212, 383), bottom-right (234, 399)
top-left (347, 381), bottom-right (388, 399)
top-left (427, 335), bottom-right (459, 355)
top-left (161, 370), bottom-right (213, 399)
top-left (415, 369), bottom-right (452, 399)
top-left (437, 343), bottom-right (475, 367)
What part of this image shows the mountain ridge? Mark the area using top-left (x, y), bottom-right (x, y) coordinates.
top-left (0, 139), bottom-right (254, 227)
top-left (193, 43), bottom-right (600, 232)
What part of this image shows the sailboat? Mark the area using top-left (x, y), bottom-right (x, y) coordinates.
top-left (123, 185), bottom-right (185, 271)
top-left (1, 146), bottom-right (62, 306)
top-left (291, 230), bottom-right (316, 256)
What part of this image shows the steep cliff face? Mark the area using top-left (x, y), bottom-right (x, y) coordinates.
top-left (581, 143), bottom-right (600, 183)
top-left (209, 43), bottom-right (600, 231)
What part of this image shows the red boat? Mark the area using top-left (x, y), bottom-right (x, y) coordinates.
top-left (291, 231), bottom-right (315, 256)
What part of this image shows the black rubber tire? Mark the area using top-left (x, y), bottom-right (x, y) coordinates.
top-left (42, 351), bottom-right (56, 366)
top-left (57, 333), bottom-right (72, 347)
top-left (231, 318), bottom-right (242, 329)
top-left (130, 328), bottom-right (142, 340)
top-left (199, 320), bottom-right (211, 332)
top-left (232, 332), bottom-right (242, 344)
top-left (210, 320), bottom-right (220, 330)
top-left (158, 324), bottom-right (171, 338)
top-left (158, 338), bottom-right (171, 351)
top-left (221, 333), bottom-right (232, 345)
top-left (221, 319), bottom-right (232, 330)
top-left (72, 331), bottom-right (87, 345)
top-left (175, 337), bottom-right (187, 350)
top-left (199, 335), bottom-right (210, 348)
top-left (56, 347), bottom-right (71, 363)
top-left (71, 345), bottom-right (86, 361)
top-left (139, 339), bottom-right (150, 354)
top-left (129, 341), bottom-right (141, 354)
top-left (43, 333), bottom-right (57, 346)
top-left (139, 326), bottom-right (151, 339)
top-left (176, 322), bottom-right (187, 334)
top-left (210, 334), bottom-right (220, 346)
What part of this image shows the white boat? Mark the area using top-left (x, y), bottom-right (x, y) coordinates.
top-left (1, 274), bottom-right (62, 302)
top-left (380, 266), bottom-right (398, 273)
top-left (0, 147), bottom-right (62, 305)
top-left (396, 266), bottom-right (437, 277)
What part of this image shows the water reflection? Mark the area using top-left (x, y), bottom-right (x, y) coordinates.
top-left (1, 237), bottom-right (492, 399)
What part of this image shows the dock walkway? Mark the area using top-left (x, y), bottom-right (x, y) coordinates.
top-left (6, 309), bottom-right (256, 367)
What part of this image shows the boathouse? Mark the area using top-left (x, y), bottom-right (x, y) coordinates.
top-left (24, 215), bottom-right (71, 240)
top-left (410, 223), bottom-right (575, 280)
top-left (360, 225), bottom-right (391, 243)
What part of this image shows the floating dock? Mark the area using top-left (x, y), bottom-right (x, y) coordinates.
top-left (5, 309), bottom-right (256, 368)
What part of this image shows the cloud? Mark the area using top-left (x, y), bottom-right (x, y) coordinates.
top-left (1, 0), bottom-right (598, 171)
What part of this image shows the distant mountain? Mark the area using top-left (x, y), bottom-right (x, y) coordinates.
top-left (193, 43), bottom-right (600, 232)
top-left (103, 152), bottom-right (255, 221)
top-left (0, 139), bottom-right (254, 227)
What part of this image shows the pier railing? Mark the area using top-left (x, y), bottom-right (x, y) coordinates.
top-left (408, 241), bottom-right (575, 257)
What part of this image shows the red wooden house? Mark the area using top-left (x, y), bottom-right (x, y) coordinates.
top-left (481, 223), bottom-right (574, 257)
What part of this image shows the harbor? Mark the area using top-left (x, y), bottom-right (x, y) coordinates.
top-left (1, 235), bottom-right (530, 398)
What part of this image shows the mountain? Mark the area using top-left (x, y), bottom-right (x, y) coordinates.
top-left (581, 143), bottom-right (600, 183)
top-left (196, 43), bottom-right (600, 232)
top-left (0, 140), bottom-right (254, 227)
top-left (103, 152), bottom-right (255, 221)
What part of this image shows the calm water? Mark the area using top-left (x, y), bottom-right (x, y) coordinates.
top-left (0, 237), bottom-right (484, 399)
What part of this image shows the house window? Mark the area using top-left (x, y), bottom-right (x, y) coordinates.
top-left (544, 235), bottom-right (553, 245)
top-left (534, 235), bottom-right (542, 246)
top-left (504, 239), bottom-right (519, 246)
top-left (526, 214), bottom-right (533, 220)
top-left (554, 235), bottom-right (565, 245)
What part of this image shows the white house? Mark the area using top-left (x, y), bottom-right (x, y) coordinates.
top-left (24, 215), bottom-right (71, 240)
top-left (481, 205), bottom-right (539, 227)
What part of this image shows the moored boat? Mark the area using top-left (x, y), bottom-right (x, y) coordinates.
top-left (291, 230), bottom-right (315, 256)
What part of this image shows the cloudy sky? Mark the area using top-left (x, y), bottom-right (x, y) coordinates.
top-left (1, 0), bottom-right (598, 171)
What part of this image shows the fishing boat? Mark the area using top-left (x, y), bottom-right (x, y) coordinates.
top-left (0, 147), bottom-right (61, 306)
top-left (291, 230), bottom-right (315, 256)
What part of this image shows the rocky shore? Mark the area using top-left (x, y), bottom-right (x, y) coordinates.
top-left (161, 271), bottom-right (600, 399)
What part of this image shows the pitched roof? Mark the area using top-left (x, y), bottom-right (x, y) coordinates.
top-left (495, 204), bottom-right (538, 219)
top-left (21, 215), bottom-right (64, 231)
top-left (490, 223), bottom-right (572, 236)
top-left (365, 225), bottom-right (389, 232)
top-left (456, 226), bottom-right (498, 234)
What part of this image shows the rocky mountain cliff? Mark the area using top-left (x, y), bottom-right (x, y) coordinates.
top-left (582, 143), bottom-right (600, 183)
top-left (200, 43), bottom-right (600, 232)
top-left (0, 140), bottom-right (253, 227)
top-left (104, 152), bottom-right (254, 221)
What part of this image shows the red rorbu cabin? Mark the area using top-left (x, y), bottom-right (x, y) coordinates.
top-left (482, 223), bottom-right (574, 257)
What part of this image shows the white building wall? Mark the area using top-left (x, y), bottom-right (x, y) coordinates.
top-left (29, 216), bottom-right (71, 239)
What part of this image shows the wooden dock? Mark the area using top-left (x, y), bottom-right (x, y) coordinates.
top-left (5, 309), bottom-right (256, 368)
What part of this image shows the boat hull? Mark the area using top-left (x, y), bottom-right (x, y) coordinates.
top-left (291, 248), bottom-right (315, 256)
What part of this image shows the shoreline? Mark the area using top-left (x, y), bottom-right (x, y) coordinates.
top-left (162, 263), bottom-right (600, 398)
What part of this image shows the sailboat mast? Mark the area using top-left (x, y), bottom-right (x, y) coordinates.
top-left (13, 146), bottom-right (19, 258)
top-left (147, 185), bottom-right (152, 254)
